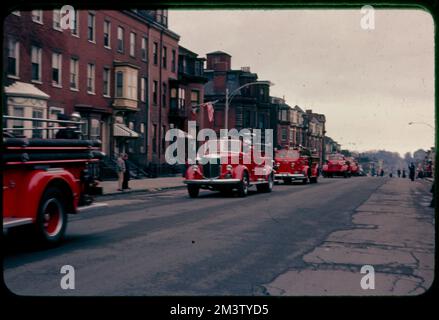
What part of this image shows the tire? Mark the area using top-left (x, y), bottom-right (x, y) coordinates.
top-left (257, 174), bottom-right (274, 193)
top-left (302, 177), bottom-right (309, 184)
top-left (284, 178), bottom-right (292, 185)
top-left (237, 172), bottom-right (249, 197)
top-left (187, 185), bottom-right (200, 198)
top-left (35, 187), bottom-right (67, 245)
top-left (310, 176), bottom-right (318, 183)
top-left (344, 172), bottom-right (348, 178)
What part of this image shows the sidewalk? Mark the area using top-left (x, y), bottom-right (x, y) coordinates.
top-left (263, 178), bottom-right (435, 295)
top-left (98, 176), bottom-right (185, 196)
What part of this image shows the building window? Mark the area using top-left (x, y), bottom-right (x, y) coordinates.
top-left (191, 90), bottom-right (200, 105)
top-left (103, 20), bottom-right (111, 48)
top-left (162, 46), bottom-right (167, 68)
top-left (52, 52), bottom-right (62, 87)
top-left (153, 42), bottom-right (158, 65)
top-left (32, 109), bottom-right (44, 138)
top-left (162, 125), bottom-right (166, 150)
top-left (243, 110), bottom-right (251, 128)
top-left (127, 72), bottom-right (137, 99)
top-left (87, 12), bottom-right (95, 42)
top-left (53, 10), bottom-right (62, 30)
top-left (71, 10), bottom-right (79, 36)
top-left (129, 32), bottom-right (136, 57)
top-left (153, 80), bottom-right (158, 105)
top-left (117, 26), bottom-right (124, 52)
top-left (116, 71), bottom-right (123, 97)
top-left (162, 83), bottom-right (167, 107)
top-left (31, 46), bottom-right (42, 82)
top-left (141, 77), bottom-right (146, 102)
top-left (141, 37), bottom-right (148, 61)
top-left (281, 128), bottom-right (287, 142)
top-left (178, 88), bottom-right (185, 110)
top-left (70, 58), bottom-right (79, 89)
top-left (171, 49), bottom-right (176, 72)
top-left (90, 118), bottom-right (101, 140)
top-left (32, 10), bottom-right (43, 24)
top-left (152, 124), bottom-right (157, 153)
top-left (87, 63), bottom-right (95, 93)
top-left (12, 106), bottom-right (24, 136)
top-left (103, 67), bottom-right (110, 96)
top-left (7, 38), bottom-right (19, 77)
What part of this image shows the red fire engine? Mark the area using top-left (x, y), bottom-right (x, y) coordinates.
top-left (322, 153), bottom-right (351, 178)
top-left (273, 147), bottom-right (320, 184)
top-left (3, 115), bottom-right (104, 245)
top-left (184, 138), bottom-right (274, 197)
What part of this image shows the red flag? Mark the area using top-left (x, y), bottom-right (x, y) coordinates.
top-left (201, 102), bottom-right (214, 123)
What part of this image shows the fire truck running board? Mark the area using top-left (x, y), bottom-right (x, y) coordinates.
top-left (3, 217), bottom-right (33, 229)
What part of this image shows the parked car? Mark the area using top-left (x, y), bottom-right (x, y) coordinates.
top-left (273, 147), bottom-right (319, 184)
top-left (322, 153), bottom-right (351, 178)
top-left (184, 139), bottom-right (274, 197)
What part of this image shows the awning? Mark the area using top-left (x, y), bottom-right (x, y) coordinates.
top-left (113, 123), bottom-right (140, 138)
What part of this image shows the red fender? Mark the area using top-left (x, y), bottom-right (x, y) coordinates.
top-left (4, 169), bottom-right (79, 221)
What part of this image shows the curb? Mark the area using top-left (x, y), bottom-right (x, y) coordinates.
top-left (98, 184), bottom-right (186, 197)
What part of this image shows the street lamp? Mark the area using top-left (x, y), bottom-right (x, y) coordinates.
top-left (224, 80), bottom-right (274, 129)
top-left (408, 121), bottom-right (434, 130)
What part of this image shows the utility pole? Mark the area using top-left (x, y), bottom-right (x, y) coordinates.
top-left (225, 88), bottom-right (229, 130)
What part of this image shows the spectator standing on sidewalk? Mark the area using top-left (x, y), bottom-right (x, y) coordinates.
top-left (116, 154), bottom-right (126, 191)
top-left (122, 153), bottom-right (131, 190)
top-left (397, 169), bottom-right (401, 177)
top-left (409, 162), bottom-right (416, 181)
top-left (402, 169), bottom-right (406, 178)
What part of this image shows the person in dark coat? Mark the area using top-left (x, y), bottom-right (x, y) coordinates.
top-left (397, 169), bottom-right (401, 178)
top-left (409, 162), bottom-right (415, 181)
top-left (402, 169), bottom-right (406, 178)
top-left (55, 113), bottom-right (82, 139)
top-left (122, 153), bottom-right (131, 190)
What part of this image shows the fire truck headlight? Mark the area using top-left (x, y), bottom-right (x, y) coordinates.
top-left (192, 165), bottom-right (199, 172)
top-left (226, 165), bottom-right (233, 172)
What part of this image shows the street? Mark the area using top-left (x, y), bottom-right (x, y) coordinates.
top-left (4, 177), bottom-right (434, 296)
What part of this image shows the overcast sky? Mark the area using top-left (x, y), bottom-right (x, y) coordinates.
top-left (170, 9), bottom-right (434, 156)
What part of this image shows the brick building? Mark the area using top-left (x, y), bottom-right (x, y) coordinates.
top-left (270, 96), bottom-right (291, 148)
top-left (3, 9), bottom-right (179, 173)
top-left (304, 110), bottom-right (326, 162)
top-left (203, 51), bottom-right (273, 141)
top-left (169, 46), bottom-right (208, 133)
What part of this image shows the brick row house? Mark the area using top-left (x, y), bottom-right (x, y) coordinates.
top-left (3, 9), bottom-right (194, 174)
top-left (203, 51), bottom-right (273, 139)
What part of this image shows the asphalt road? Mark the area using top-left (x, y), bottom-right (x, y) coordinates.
top-left (4, 177), bottom-right (391, 296)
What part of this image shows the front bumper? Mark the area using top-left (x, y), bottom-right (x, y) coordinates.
top-left (184, 178), bottom-right (241, 185)
top-left (274, 173), bottom-right (306, 180)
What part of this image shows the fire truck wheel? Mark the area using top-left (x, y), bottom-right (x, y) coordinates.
top-left (284, 178), bottom-right (293, 185)
top-left (257, 174), bottom-right (274, 193)
top-left (36, 187), bottom-right (67, 245)
top-left (237, 172), bottom-right (249, 197)
top-left (187, 185), bottom-right (200, 198)
top-left (302, 177), bottom-right (309, 184)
